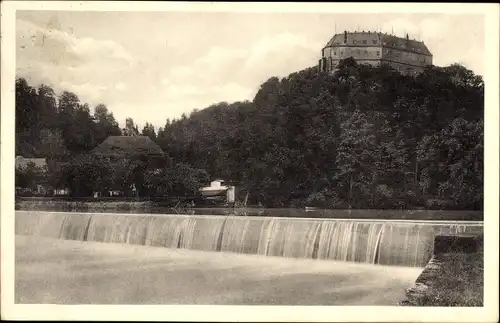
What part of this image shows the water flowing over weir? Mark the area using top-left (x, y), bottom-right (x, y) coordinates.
top-left (15, 211), bottom-right (483, 267)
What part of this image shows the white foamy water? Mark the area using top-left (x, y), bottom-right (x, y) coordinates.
top-left (15, 211), bottom-right (483, 267)
top-left (15, 235), bottom-right (423, 305)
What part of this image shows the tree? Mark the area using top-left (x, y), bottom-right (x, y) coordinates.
top-left (16, 78), bottom-right (42, 156)
top-left (60, 102), bottom-right (98, 153)
top-left (94, 104), bottom-right (121, 145)
top-left (58, 91), bottom-right (80, 113)
top-left (15, 60), bottom-right (483, 209)
top-left (38, 129), bottom-right (69, 159)
top-left (123, 118), bottom-right (139, 136)
top-left (37, 84), bottom-right (58, 129)
top-left (417, 118), bottom-right (483, 209)
top-left (141, 122), bottom-right (157, 141)
top-left (15, 78), bottom-right (40, 132)
top-left (15, 162), bottom-right (47, 192)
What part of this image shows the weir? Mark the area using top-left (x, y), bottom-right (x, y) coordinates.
top-left (15, 211), bottom-right (483, 267)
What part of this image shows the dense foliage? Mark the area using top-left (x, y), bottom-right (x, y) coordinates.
top-left (15, 59), bottom-right (484, 209)
top-left (15, 78), bottom-right (207, 198)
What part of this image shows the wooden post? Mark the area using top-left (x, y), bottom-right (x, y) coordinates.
top-left (414, 160), bottom-right (419, 184)
top-left (348, 172), bottom-right (353, 208)
top-left (244, 192), bottom-right (249, 207)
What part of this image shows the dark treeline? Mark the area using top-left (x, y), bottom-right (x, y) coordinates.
top-left (16, 58), bottom-right (484, 209)
top-left (16, 78), bottom-right (122, 158)
top-left (15, 78), bottom-right (207, 198)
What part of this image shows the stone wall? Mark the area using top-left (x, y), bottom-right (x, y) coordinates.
top-left (401, 234), bottom-right (483, 306)
top-left (16, 199), bottom-right (156, 211)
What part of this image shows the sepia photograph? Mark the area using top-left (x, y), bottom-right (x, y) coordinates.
top-left (1, 1), bottom-right (498, 322)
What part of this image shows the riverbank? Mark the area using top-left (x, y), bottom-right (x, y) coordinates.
top-left (401, 234), bottom-right (483, 306)
top-left (16, 198), bottom-right (157, 211)
top-left (15, 198), bottom-right (483, 221)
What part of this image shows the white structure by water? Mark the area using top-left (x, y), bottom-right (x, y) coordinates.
top-left (199, 180), bottom-right (235, 203)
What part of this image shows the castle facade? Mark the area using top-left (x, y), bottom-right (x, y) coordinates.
top-left (319, 31), bottom-right (433, 75)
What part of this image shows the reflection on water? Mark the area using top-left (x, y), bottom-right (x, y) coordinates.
top-left (18, 205), bottom-right (483, 221)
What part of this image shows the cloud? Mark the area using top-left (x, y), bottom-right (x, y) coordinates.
top-left (16, 18), bottom-right (135, 104)
top-left (240, 32), bottom-right (321, 85)
top-left (164, 32), bottom-right (319, 101)
top-left (379, 16), bottom-right (482, 74)
top-left (110, 31), bottom-right (321, 128)
top-left (59, 82), bottom-right (107, 102)
top-left (115, 82), bottom-right (127, 91)
top-left (71, 38), bottom-right (133, 63)
top-left (15, 13), bottom-right (484, 130)
top-left (381, 18), bottom-right (421, 38)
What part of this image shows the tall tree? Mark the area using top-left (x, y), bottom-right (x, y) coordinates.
top-left (93, 104), bottom-right (121, 144)
top-left (123, 117), bottom-right (139, 136)
top-left (141, 122), bottom-right (157, 141)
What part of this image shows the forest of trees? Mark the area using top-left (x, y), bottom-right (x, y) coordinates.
top-left (15, 78), bottom-right (208, 198)
top-left (15, 58), bottom-right (484, 209)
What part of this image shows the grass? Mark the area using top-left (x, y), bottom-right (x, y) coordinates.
top-left (403, 252), bottom-right (483, 306)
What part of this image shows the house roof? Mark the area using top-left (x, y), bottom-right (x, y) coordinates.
top-left (324, 31), bottom-right (432, 56)
top-left (91, 136), bottom-right (164, 156)
top-left (16, 156), bottom-right (48, 169)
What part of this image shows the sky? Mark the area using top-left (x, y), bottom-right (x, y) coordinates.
top-left (16, 11), bottom-right (484, 129)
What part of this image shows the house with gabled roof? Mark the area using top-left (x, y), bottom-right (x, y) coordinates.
top-left (15, 156), bottom-right (48, 170)
top-left (90, 135), bottom-right (166, 197)
top-left (91, 135), bottom-right (165, 157)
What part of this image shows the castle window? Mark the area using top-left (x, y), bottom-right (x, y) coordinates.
top-left (376, 51), bottom-right (380, 56)
top-left (353, 40), bottom-right (357, 44)
top-left (373, 40), bottom-right (377, 44)
top-left (340, 51), bottom-right (343, 55)
top-left (362, 40), bottom-right (367, 44)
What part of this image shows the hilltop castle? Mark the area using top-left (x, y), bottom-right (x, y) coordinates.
top-left (319, 31), bottom-right (433, 75)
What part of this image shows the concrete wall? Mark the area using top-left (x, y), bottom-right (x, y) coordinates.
top-left (15, 210), bottom-right (483, 267)
top-left (401, 233), bottom-right (483, 306)
top-left (16, 199), bottom-right (155, 210)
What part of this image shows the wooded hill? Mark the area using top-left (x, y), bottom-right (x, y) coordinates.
top-left (16, 58), bottom-right (484, 209)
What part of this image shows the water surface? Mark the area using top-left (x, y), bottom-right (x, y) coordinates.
top-left (17, 205), bottom-right (483, 221)
top-left (16, 235), bottom-right (423, 305)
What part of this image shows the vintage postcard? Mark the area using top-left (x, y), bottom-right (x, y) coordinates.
top-left (1, 1), bottom-right (498, 322)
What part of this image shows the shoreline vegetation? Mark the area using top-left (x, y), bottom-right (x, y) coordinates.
top-left (15, 198), bottom-right (483, 221)
top-left (16, 59), bottom-right (483, 210)
top-left (400, 250), bottom-right (484, 307)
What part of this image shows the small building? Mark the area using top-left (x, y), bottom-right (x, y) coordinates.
top-left (92, 135), bottom-right (165, 158)
top-left (15, 156), bottom-right (48, 170)
top-left (53, 188), bottom-right (70, 196)
top-left (319, 30), bottom-right (433, 75)
top-left (15, 156), bottom-right (50, 195)
top-left (91, 136), bottom-right (165, 197)
top-left (199, 179), bottom-right (236, 204)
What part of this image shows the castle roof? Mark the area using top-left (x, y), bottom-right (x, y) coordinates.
top-left (324, 31), bottom-right (432, 56)
top-left (92, 136), bottom-right (164, 156)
